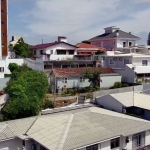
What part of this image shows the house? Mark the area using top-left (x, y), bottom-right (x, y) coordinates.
top-left (30, 36), bottom-right (77, 61)
top-left (9, 36), bottom-right (22, 47)
top-left (96, 50), bottom-right (150, 83)
top-left (89, 26), bottom-right (140, 51)
top-left (1, 106), bottom-right (150, 150)
top-left (50, 67), bottom-right (121, 93)
top-left (95, 91), bottom-right (150, 120)
top-left (74, 43), bottom-right (106, 61)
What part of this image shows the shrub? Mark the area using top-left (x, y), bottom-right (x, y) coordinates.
top-left (41, 99), bottom-right (55, 109)
top-left (114, 82), bottom-right (122, 88)
top-left (122, 84), bottom-right (128, 87)
top-left (95, 86), bottom-right (100, 91)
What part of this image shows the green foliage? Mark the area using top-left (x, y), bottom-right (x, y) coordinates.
top-left (83, 68), bottom-right (102, 87)
top-left (13, 38), bottom-right (32, 58)
top-left (41, 99), bottom-right (54, 109)
top-left (8, 63), bottom-right (19, 73)
top-left (82, 40), bottom-right (91, 44)
top-left (113, 82), bottom-right (122, 88)
top-left (2, 64), bottom-right (49, 120)
top-left (95, 50), bottom-right (105, 55)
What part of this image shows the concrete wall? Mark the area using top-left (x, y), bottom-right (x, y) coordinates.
top-left (96, 95), bottom-right (124, 113)
top-left (117, 39), bottom-right (137, 48)
top-left (100, 75), bottom-right (121, 88)
top-left (0, 77), bottom-right (10, 91)
top-left (0, 138), bottom-right (22, 150)
top-left (124, 65), bottom-right (135, 83)
top-left (133, 57), bottom-right (150, 66)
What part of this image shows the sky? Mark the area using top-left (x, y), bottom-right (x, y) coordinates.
top-left (8, 0), bottom-right (150, 45)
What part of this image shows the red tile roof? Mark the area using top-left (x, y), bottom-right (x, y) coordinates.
top-left (30, 42), bottom-right (77, 50)
top-left (76, 43), bottom-right (106, 52)
top-left (52, 67), bottom-right (116, 78)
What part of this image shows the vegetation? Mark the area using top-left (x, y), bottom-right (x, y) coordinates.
top-left (82, 40), bottom-right (91, 44)
top-left (95, 50), bottom-right (105, 55)
top-left (41, 98), bottom-right (55, 110)
top-left (83, 68), bottom-right (102, 87)
top-left (110, 82), bottom-right (129, 89)
top-left (13, 38), bottom-right (32, 58)
top-left (1, 63), bottom-right (49, 120)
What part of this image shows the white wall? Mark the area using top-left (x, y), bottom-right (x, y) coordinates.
top-left (132, 57), bottom-right (150, 66)
top-left (100, 75), bottom-right (121, 88)
top-left (124, 65), bottom-right (135, 83)
top-left (96, 95), bottom-right (124, 113)
top-left (35, 43), bottom-right (77, 61)
top-left (0, 138), bottom-right (22, 150)
top-left (100, 140), bottom-right (111, 150)
top-left (117, 39), bottom-right (137, 48)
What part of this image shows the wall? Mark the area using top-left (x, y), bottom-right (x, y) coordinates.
top-left (132, 56), bottom-right (150, 66)
top-left (96, 95), bottom-right (123, 113)
top-left (35, 43), bottom-right (77, 61)
top-left (100, 75), bottom-right (121, 88)
top-left (57, 77), bottom-right (91, 89)
top-left (124, 65), bottom-right (135, 83)
top-left (0, 77), bottom-right (10, 91)
top-left (117, 39), bottom-right (136, 48)
top-left (0, 138), bottom-right (22, 150)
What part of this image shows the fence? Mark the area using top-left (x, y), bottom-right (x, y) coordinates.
top-left (93, 85), bottom-right (142, 98)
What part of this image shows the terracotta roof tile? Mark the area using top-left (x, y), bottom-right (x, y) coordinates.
top-left (76, 43), bottom-right (106, 52)
top-left (52, 67), bottom-right (116, 78)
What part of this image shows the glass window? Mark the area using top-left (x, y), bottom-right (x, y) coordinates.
top-left (86, 144), bottom-right (98, 150)
top-left (110, 59), bottom-right (114, 64)
top-left (111, 138), bottom-right (120, 149)
top-left (80, 77), bottom-right (85, 82)
top-left (62, 78), bottom-right (67, 83)
top-left (129, 42), bottom-right (132, 47)
top-left (142, 60), bottom-right (148, 66)
top-left (40, 50), bottom-right (43, 54)
top-left (132, 132), bottom-right (145, 149)
top-left (69, 51), bottom-right (74, 55)
top-left (124, 59), bottom-right (129, 65)
top-left (57, 50), bottom-right (66, 55)
top-left (123, 42), bottom-right (126, 47)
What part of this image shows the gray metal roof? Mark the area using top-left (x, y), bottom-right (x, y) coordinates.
top-left (89, 30), bottom-right (140, 41)
top-left (1, 107), bottom-right (150, 150)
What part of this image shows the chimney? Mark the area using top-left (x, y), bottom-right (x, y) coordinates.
top-left (58, 36), bottom-right (67, 43)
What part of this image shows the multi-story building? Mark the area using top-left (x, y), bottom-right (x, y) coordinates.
top-left (89, 26), bottom-right (140, 51)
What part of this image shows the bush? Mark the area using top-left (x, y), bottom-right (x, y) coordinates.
top-left (95, 86), bottom-right (100, 91)
top-left (114, 82), bottom-right (122, 88)
top-left (122, 84), bottom-right (128, 87)
top-left (41, 99), bottom-right (55, 109)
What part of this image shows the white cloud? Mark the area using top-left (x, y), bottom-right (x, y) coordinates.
top-left (20, 0), bottom-right (150, 44)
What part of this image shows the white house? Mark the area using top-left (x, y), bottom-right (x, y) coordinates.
top-left (97, 50), bottom-right (150, 83)
top-left (1, 106), bottom-right (150, 150)
top-left (30, 36), bottom-right (77, 61)
top-left (95, 91), bottom-right (150, 120)
top-left (50, 67), bottom-right (121, 93)
top-left (89, 26), bottom-right (140, 51)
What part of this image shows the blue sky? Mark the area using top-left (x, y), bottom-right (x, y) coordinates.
top-left (8, 0), bottom-right (150, 45)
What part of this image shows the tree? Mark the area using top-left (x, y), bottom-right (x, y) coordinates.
top-left (83, 68), bottom-right (102, 87)
top-left (8, 63), bottom-right (19, 73)
top-left (13, 38), bottom-right (32, 58)
top-left (2, 64), bottom-right (49, 120)
top-left (95, 50), bottom-right (105, 55)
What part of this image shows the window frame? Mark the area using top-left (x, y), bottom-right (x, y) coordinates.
top-left (142, 60), bottom-right (148, 66)
top-left (110, 138), bottom-right (120, 149)
top-left (86, 144), bottom-right (98, 150)
top-left (62, 78), bottom-right (67, 83)
top-left (110, 58), bottom-right (114, 65)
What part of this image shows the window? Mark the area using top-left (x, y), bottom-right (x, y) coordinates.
top-left (57, 50), bottom-right (66, 55)
top-left (50, 50), bottom-right (53, 54)
top-left (124, 59), bottom-right (129, 65)
top-left (69, 51), bottom-right (74, 55)
top-left (142, 60), bottom-right (148, 66)
top-left (111, 138), bottom-right (120, 149)
top-left (86, 144), bottom-right (98, 150)
top-left (22, 140), bottom-right (25, 146)
top-left (62, 78), bottom-right (67, 83)
top-left (39, 50), bottom-right (42, 54)
top-left (80, 77), bottom-right (85, 82)
top-left (34, 50), bottom-right (36, 55)
top-left (129, 42), bottom-right (132, 47)
top-left (123, 42), bottom-right (126, 47)
top-left (132, 132), bottom-right (145, 148)
top-left (110, 58), bottom-right (114, 65)
top-left (0, 67), bottom-right (4, 72)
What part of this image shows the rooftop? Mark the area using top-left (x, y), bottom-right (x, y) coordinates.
top-left (52, 67), bottom-right (116, 78)
top-left (89, 30), bottom-right (140, 41)
top-left (0, 106), bottom-right (150, 150)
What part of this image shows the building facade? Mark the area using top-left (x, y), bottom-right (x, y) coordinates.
top-left (89, 26), bottom-right (140, 51)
